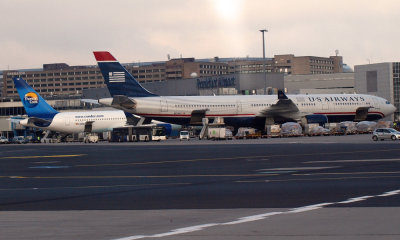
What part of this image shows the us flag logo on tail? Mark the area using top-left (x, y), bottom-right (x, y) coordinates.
top-left (109, 72), bottom-right (125, 82)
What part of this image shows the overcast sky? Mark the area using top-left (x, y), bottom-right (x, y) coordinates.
top-left (1, 0), bottom-right (399, 70)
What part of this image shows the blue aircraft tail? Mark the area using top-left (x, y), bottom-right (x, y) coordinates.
top-left (93, 51), bottom-right (158, 97)
top-left (13, 77), bottom-right (58, 119)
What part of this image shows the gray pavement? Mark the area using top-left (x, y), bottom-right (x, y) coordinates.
top-left (1, 134), bottom-right (400, 239)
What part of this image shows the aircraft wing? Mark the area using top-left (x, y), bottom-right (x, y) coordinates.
top-left (260, 90), bottom-right (301, 121)
top-left (80, 99), bottom-right (101, 105)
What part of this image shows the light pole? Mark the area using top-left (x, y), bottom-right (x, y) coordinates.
top-left (260, 29), bottom-right (268, 94)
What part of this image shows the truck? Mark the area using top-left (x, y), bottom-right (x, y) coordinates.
top-left (207, 127), bottom-right (226, 140)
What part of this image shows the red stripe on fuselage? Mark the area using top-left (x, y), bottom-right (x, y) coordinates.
top-left (137, 113), bottom-right (256, 118)
top-left (137, 112), bottom-right (385, 118)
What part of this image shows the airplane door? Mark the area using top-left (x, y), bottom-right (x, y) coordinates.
top-left (161, 99), bottom-right (168, 112)
top-left (236, 100), bottom-right (242, 114)
top-left (322, 103), bottom-right (329, 110)
top-left (65, 117), bottom-right (70, 126)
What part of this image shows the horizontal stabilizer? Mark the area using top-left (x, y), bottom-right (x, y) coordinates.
top-left (80, 99), bottom-right (100, 105)
top-left (112, 95), bottom-right (136, 109)
top-left (26, 117), bottom-right (52, 127)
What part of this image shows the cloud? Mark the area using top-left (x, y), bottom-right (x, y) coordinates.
top-left (0, 0), bottom-right (399, 69)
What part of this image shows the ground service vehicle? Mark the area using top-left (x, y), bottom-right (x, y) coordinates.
top-left (0, 136), bottom-right (9, 144)
top-left (111, 126), bottom-right (166, 142)
top-left (11, 136), bottom-right (28, 144)
top-left (179, 131), bottom-right (190, 141)
top-left (372, 128), bottom-right (400, 141)
top-left (207, 127), bottom-right (226, 140)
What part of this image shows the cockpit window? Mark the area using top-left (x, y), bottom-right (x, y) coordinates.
top-left (386, 101), bottom-right (391, 104)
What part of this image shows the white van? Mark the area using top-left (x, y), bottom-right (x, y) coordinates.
top-left (179, 131), bottom-right (190, 141)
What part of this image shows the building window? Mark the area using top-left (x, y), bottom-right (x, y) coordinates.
top-left (366, 71), bottom-right (378, 92)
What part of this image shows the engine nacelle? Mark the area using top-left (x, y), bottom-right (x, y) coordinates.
top-left (301, 114), bottom-right (328, 126)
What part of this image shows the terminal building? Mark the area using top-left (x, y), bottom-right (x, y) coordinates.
top-left (355, 62), bottom-right (400, 121)
top-left (1, 54), bottom-right (344, 99)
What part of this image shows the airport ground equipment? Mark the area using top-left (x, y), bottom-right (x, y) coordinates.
top-left (207, 127), bottom-right (226, 140)
top-left (235, 127), bottom-right (260, 139)
top-left (110, 125), bottom-right (166, 142)
top-left (266, 125), bottom-right (281, 138)
top-left (84, 133), bottom-right (99, 143)
top-left (376, 120), bottom-right (394, 129)
top-left (199, 117), bottom-right (226, 140)
top-left (339, 121), bottom-right (358, 135)
top-left (356, 121), bottom-right (377, 134)
top-left (179, 131), bottom-right (190, 141)
top-left (281, 122), bottom-right (303, 137)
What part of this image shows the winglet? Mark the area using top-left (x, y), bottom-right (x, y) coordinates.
top-left (278, 89), bottom-right (288, 100)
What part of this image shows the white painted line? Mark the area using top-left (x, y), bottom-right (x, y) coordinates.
top-left (288, 203), bottom-right (333, 213)
top-left (115, 224), bottom-right (219, 240)
top-left (305, 158), bottom-right (400, 164)
top-left (338, 196), bottom-right (374, 204)
top-left (247, 158), bottom-right (269, 162)
top-left (112, 189), bottom-right (400, 240)
top-left (259, 167), bottom-right (339, 171)
top-left (151, 223), bottom-right (219, 238)
top-left (378, 189), bottom-right (400, 197)
top-left (222, 212), bottom-right (283, 225)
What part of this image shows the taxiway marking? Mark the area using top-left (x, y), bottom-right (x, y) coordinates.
top-left (112, 188), bottom-right (400, 240)
top-left (305, 158), bottom-right (400, 164)
top-left (0, 173), bottom-right (278, 179)
top-left (74, 149), bottom-right (400, 168)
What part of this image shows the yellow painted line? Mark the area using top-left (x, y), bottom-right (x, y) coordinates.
top-left (0, 154), bottom-right (85, 159)
top-left (0, 173), bottom-right (278, 179)
top-left (75, 149), bottom-right (400, 168)
top-left (76, 157), bottom-right (254, 167)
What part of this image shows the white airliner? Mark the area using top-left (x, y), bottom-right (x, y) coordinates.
top-left (13, 77), bottom-right (131, 133)
top-left (94, 51), bottom-right (396, 129)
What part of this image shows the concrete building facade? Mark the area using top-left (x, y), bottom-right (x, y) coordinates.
top-left (285, 73), bottom-right (354, 94)
top-left (355, 63), bottom-right (400, 121)
top-left (2, 54), bottom-right (346, 99)
top-left (274, 54), bottom-right (343, 75)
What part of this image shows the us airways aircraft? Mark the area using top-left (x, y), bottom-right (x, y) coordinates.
top-left (94, 51), bottom-right (396, 129)
top-left (13, 77), bottom-right (131, 133)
